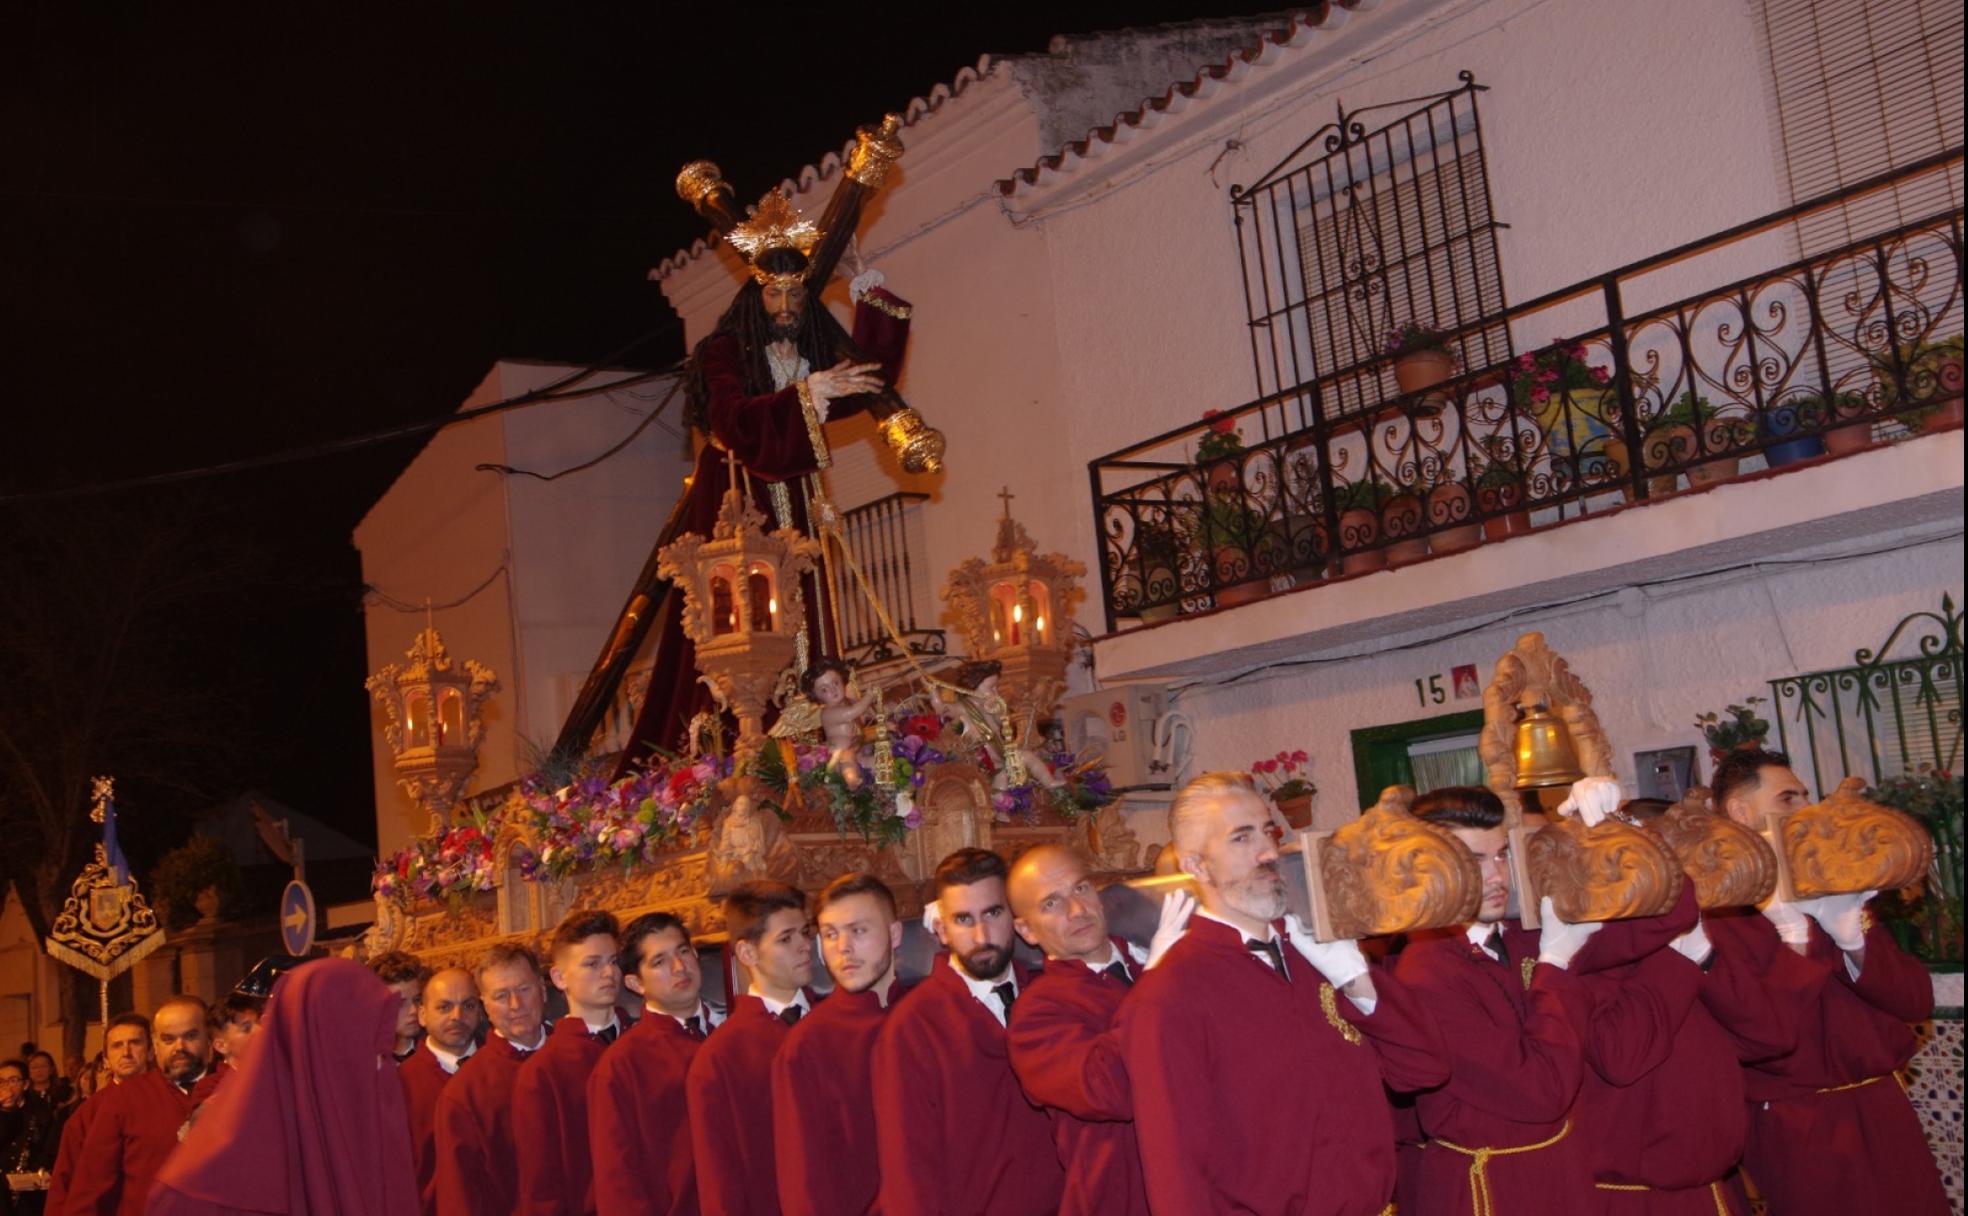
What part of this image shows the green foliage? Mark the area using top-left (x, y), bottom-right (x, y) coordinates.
top-left (1867, 767), bottom-right (1964, 964)
top-left (149, 835), bottom-right (244, 930)
top-left (1693, 696), bottom-right (1770, 757)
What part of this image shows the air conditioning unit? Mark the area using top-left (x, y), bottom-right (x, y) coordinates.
top-left (1059, 684), bottom-right (1183, 789)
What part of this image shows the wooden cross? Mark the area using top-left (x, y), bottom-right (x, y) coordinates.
top-left (997, 486), bottom-right (1015, 519)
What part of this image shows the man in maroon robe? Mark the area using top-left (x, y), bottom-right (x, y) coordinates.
top-left (44, 1015), bottom-right (148, 1214)
top-left (589, 912), bottom-right (722, 1216)
top-left (685, 881), bottom-right (814, 1216)
top-left (773, 872), bottom-right (907, 1216)
top-left (514, 911), bottom-right (626, 1216)
top-left (1005, 844), bottom-right (1180, 1216)
top-left (1395, 786), bottom-right (1599, 1216)
top-left (1700, 749), bottom-right (1949, 1215)
top-left (434, 943), bottom-right (548, 1216)
top-left (399, 968), bottom-right (481, 1216)
top-left (872, 848), bottom-right (1063, 1216)
top-left (66, 995), bottom-right (212, 1216)
top-left (372, 951), bottom-right (433, 1065)
top-left (1117, 773), bottom-right (1450, 1216)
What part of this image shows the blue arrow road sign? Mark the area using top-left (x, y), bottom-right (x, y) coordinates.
top-left (280, 879), bottom-right (316, 956)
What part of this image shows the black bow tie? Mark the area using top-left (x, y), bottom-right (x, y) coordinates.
top-left (596, 1022), bottom-right (619, 1045)
top-left (1246, 936), bottom-right (1290, 981)
top-left (683, 1014), bottom-right (705, 1040)
top-left (992, 982), bottom-right (1018, 1018)
top-left (1481, 927), bottom-right (1508, 966)
top-left (780, 1005), bottom-right (803, 1027)
top-left (1100, 959), bottom-right (1134, 987)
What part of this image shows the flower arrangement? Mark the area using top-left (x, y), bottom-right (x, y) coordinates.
top-left (1694, 697), bottom-right (1771, 766)
top-left (1864, 766), bottom-right (1963, 964)
top-left (518, 751), bottom-right (724, 881)
top-left (373, 807), bottom-right (504, 906)
top-left (1511, 340), bottom-right (1612, 406)
top-left (1385, 322), bottom-right (1453, 359)
top-left (991, 748), bottom-right (1117, 824)
top-left (1251, 749), bottom-right (1316, 801)
top-left (1196, 409), bottom-right (1244, 463)
top-left (749, 713), bottom-right (949, 847)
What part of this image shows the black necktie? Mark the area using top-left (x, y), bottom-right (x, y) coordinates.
top-left (1482, 927), bottom-right (1509, 966)
top-left (992, 982), bottom-right (1018, 1019)
top-left (780, 1005), bottom-right (803, 1027)
top-left (596, 1023), bottom-right (619, 1045)
top-left (683, 1014), bottom-right (705, 1040)
top-left (1100, 959), bottom-right (1134, 987)
top-left (1247, 937), bottom-right (1290, 981)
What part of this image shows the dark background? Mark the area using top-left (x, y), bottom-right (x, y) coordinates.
top-left (0, 2), bottom-right (1267, 866)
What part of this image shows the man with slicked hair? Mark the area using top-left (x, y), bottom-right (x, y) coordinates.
top-left (773, 872), bottom-right (907, 1216)
top-left (69, 995), bottom-right (212, 1215)
top-left (873, 848), bottom-right (1063, 1216)
top-left (1117, 772), bottom-right (1449, 1216)
top-left (515, 909), bottom-right (626, 1216)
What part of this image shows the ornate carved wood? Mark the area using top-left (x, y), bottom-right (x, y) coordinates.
top-left (1478, 631), bottom-right (1616, 818)
top-left (1651, 789), bottom-right (1778, 909)
top-left (1304, 785), bottom-right (1481, 940)
top-left (1774, 776), bottom-right (1935, 899)
top-left (1524, 815), bottom-right (1682, 923)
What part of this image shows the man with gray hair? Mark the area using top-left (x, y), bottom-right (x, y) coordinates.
top-left (1116, 772), bottom-right (1450, 1215)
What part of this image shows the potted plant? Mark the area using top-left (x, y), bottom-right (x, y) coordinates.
top-left (1694, 696), bottom-right (1771, 770)
top-left (1473, 437), bottom-right (1533, 539)
top-left (1761, 392), bottom-right (1829, 468)
top-left (1379, 474), bottom-right (1430, 566)
top-left (1386, 322), bottom-right (1457, 395)
top-left (1424, 465), bottom-right (1482, 554)
top-left (1333, 479), bottom-right (1394, 575)
top-left (1201, 491), bottom-right (1270, 608)
top-left (1864, 766), bottom-right (1963, 964)
top-left (1512, 341), bottom-right (1616, 479)
top-left (1133, 516), bottom-right (1185, 623)
top-left (1251, 748), bottom-right (1318, 831)
top-left (1655, 392), bottom-right (1754, 487)
top-left (1196, 409), bottom-right (1245, 494)
top-left (1874, 334), bottom-right (1964, 434)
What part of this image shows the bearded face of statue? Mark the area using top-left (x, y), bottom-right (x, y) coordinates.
top-left (761, 279), bottom-right (807, 338)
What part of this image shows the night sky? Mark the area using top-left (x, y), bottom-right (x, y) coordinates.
top-left (2, 3), bottom-right (1267, 857)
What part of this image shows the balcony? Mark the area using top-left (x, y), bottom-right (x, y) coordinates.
top-left (1088, 152), bottom-right (1965, 638)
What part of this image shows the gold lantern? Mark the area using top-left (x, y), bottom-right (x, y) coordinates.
top-left (367, 626), bottom-right (500, 833)
top-left (658, 485), bottom-right (819, 762)
top-left (942, 488), bottom-right (1086, 729)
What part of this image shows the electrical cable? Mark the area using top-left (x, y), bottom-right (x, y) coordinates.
top-left (474, 370), bottom-right (687, 482)
top-left (0, 323), bottom-right (680, 507)
top-left (364, 562), bottom-right (510, 613)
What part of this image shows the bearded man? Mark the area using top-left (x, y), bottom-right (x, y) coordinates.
top-left (1116, 772), bottom-right (1449, 1216)
top-left (69, 996), bottom-right (213, 1216)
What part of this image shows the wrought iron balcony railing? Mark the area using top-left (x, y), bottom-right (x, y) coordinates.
top-left (1090, 151), bottom-right (1965, 631)
top-left (836, 492), bottom-right (945, 666)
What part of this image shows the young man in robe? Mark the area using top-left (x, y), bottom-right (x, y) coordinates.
top-left (872, 848), bottom-right (1064, 1216)
top-left (772, 872), bottom-right (906, 1216)
top-left (371, 951), bottom-right (432, 1064)
top-left (67, 995), bottom-right (212, 1216)
top-left (1117, 773), bottom-right (1449, 1216)
top-left (44, 1015), bottom-right (149, 1214)
top-left (1395, 786), bottom-right (1599, 1215)
top-left (513, 910), bottom-right (625, 1216)
top-left (589, 911), bottom-right (721, 1216)
top-left (1699, 749), bottom-right (1949, 1215)
top-left (685, 881), bottom-right (814, 1216)
top-left (399, 968), bottom-right (481, 1216)
top-left (1005, 844), bottom-right (1189, 1216)
top-left (187, 993), bottom-right (264, 1111)
top-left (433, 943), bottom-right (548, 1216)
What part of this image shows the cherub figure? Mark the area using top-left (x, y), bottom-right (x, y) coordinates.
top-left (802, 656), bottom-right (880, 787)
top-left (948, 659), bottom-right (1062, 789)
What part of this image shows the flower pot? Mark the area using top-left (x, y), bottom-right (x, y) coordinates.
top-left (1642, 423), bottom-right (1697, 473)
top-left (1824, 421), bottom-right (1875, 456)
top-left (1482, 510), bottom-right (1533, 541)
top-left (1763, 435), bottom-right (1825, 467)
top-left (1211, 546), bottom-right (1268, 608)
top-left (194, 886), bottom-right (223, 922)
top-left (1425, 483), bottom-right (1481, 553)
top-left (1138, 603), bottom-right (1179, 624)
top-left (1918, 395), bottom-right (1964, 433)
top-left (1381, 493), bottom-right (1428, 565)
top-left (1337, 508), bottom-right (1385, 575)
top-left (1394, 350), bottom-right (1456, 395)
top-left (1274, 794), bottom-right (1314, 831)
top-left (1205, 459), bottom-right (1241, 495)
top-left (1685, 456), bottom-right (1742, 487)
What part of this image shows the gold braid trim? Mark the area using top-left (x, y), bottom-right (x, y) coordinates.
top-left (1319, 982), bottom-right (1364, 1045)
top-left (859, 292), bottom-right (912, 320)
top-left (1814, 1073), bottom-right (1889, 1094)
top-left (794, 380), bottom-right (831, 470)
top-left (1431, 1121), bottom-right (1572, 1216)
top-left (1593, 1179), bottom-right (1731, 1215)
top-left (1521, 957), bottom-right (1536, 991)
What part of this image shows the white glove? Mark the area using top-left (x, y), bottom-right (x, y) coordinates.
top-left (1284, 913), bottom-right (1370, 990)
top-left (1794, 891), bottom-right (1874, 952)
top-left (1556, 775), bottom-right (1622, 827)
top-left (1758, 893), bottom-right (1813, 946)
top-left (1145, 890), bottom-right (1195, 970)
top-left (921, 901), bottom-right (943, 938)
top-left (1536, 897), bottom-right (1602, 969)
top-left (1669, 917), bottom-right (1713, 966)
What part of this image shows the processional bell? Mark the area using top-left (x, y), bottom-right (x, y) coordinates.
top-left (1513, 704), bottom-right (1585, 790)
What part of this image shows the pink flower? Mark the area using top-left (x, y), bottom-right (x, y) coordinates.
top-left (1290, 749), bottom-right (1309, 763)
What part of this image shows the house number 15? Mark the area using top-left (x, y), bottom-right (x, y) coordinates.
top-left (1413, 674), bottom-right (1447, 706)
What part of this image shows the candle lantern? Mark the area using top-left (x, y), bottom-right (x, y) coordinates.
top-left (943, 489), bottom-right (1085, 729)
top-left (367, 626), bottom-right (499, 833)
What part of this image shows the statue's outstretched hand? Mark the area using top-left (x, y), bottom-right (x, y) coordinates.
top-left (805, 360), bottom-right (884, 413)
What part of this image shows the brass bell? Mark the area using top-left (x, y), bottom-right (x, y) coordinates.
top-left (1513, 704), bottom-right (1584, 789)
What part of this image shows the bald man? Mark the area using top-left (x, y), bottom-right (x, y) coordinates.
top-left (1006, 845), bottom-right (1186, 1216)
top-left (1116, 773), bottom-right (1449, 1215)
top-left (401, 968), bottom-right (482, 1216)
top-left (69, 995), bottom-right (213, 1215)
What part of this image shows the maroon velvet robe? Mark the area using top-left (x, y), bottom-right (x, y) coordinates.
top-left (432, 1035), bottom-right (531, 1216)
top-left (63, 1067), bottom-right (194, 1216)
top-left (1392, 922), bottom-right (1594, 1216)
top-left (513, 1018), bottom-right (608, 1216)
top-left (1117, 916), bottom-right (1449, 1216)
top-left (1704, 907), bottom-right (1949, 1215)
top-left (772, 985), bottom-right (902, 1216)
top-left (45, 1085), bottom-right (111, 1213)
top-left (685, 996), bottom-right (795, 1216)
top-left (589, 1012), bottom-right (705, 1216)
top-left (1004, 940), bottom-right (1145, 1216)
top-left (872, 957), bottom-right (1062, 1216)
top-left (187, 1062), bottom-right (230, 1113)
top-left (1569, 883), bottom-right (1819, 1215)
top-left (620, 287), bottom-right (914, 760)
top-left (399, 1044), bottom-right (463, 1216)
